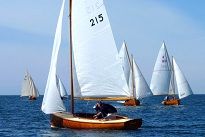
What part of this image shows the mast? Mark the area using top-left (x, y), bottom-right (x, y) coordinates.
top-left (131, 55), bottom-right (135, 98)
top-left (164, 42), bottom-right (173, 96)
top-left (171, 56), bottom-right (176, 95)
top-left (163, 42), bottom-right (173, 95)
top-left (69, 0), bottom-right (74, 114)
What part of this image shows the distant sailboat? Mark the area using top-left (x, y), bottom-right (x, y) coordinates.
top-left (41, 0), bottom-right (142, 130)
top-left (56, 75), bottom-right (68, 99)
top-left (162, 57), bottom-right (193, 105)
top-left (21, 71), bottom-right (39, 100)
top-left (127, 56), bottom-right (153, 106)
top-left (150, 42), bottom-right (172, 95)
top-left (119, 42), bottom-right (152, 106)
top-left (119, 42), bottom-right (139, 106)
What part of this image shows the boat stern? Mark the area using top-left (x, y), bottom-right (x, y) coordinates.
top-left (124, 118), bottom-right (142, 129)
top-left (50, 113), bottom-right (66, 128)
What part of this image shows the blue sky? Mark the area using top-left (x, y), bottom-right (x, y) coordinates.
top-left (0, 0), bottom-right (204, 95)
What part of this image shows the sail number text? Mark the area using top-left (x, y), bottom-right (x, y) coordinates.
top-left (90, 14), bottom-right (103, 27)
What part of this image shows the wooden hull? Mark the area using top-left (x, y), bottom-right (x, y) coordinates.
top-left (124, 98), bottom-right (140, 106)
top-left (29, 96), bottom-right (36, 100)
top-left (162, 99), bottom-right (180, 105)
top-left (50, 112), bottom-right (142, 130)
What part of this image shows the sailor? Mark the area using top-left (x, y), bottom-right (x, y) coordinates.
top-left (164, 96), bottom-right (169, 101)
top-left (93, 101), bottom-right (117, 119)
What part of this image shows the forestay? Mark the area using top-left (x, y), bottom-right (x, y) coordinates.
top-left (41, 0), bottom-right (66, 114)
top-left (71, 0), bottom-right (129, 98)
top-left (150, 42), bottom-right (172, 95)
top-left (173, 58), bottom-right (193, 99)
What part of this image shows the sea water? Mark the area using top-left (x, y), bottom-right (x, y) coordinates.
top-left (0, 95), bottom-right (204, 137)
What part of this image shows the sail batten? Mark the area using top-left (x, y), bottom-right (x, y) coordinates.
top-left (72, 0), bottom-right (129, 98)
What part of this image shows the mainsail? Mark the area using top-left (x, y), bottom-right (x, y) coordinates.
top-left (150, 42), bottom-right (172, 95)
top-left (168, 57), bottom-right (176, 95)
top-left (129, 58), bottom-right (152, 99)
top-left (71, 0), bottom-right (130, 99)
top-left (172, 58), bottom-right (193, 99)
top-left (41, 0), bottom-right (66, 114)
top-left (21, 71), bottom-right (39, 98)
top-left (119, 41), bottom-right (131, 83)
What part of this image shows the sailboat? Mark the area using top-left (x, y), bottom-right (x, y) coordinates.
top-left (119, 42), bottom-right (139, 106)
top-left (56, 75), bottom-right (68, 99)
top-left (21, 71), bottom-right (39, 100)
top-left (41, 0), bottom-right (142, 130)
top-left (119, 42), bottom-right (152, 106)
top-left (150, 42), bottom-right (172, 96)
top-left (162, 57), bottom-right (193, 105)
top-left (126, 56), bottom-right (153, 106)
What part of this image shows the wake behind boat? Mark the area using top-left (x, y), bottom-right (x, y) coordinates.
top-left (41, 0), bottom-right (142, 130)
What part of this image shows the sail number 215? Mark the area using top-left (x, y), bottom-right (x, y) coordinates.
top-left (90, 14), bottom-right (103, 27)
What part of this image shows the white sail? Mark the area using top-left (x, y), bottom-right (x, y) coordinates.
top-left (21, 71), bottom-right (31, 96)
top-left (41, 0), bottom-right (66, 114)
top-left (119, 41), bottom-right (131, 83)
top-left (129, 59), bottom-right (152, 99)
top-left (150, 42), bottom-right (172, 95)
top-left (128, 68), bottom-right (134, 98)
top-left (173, 58), bottom-right (193, 99)
top-left (71, 0), bottom-right (129, 98)
top-left (168, 71), bottom-right (176, 95)
top-left (21, 71), bottom-right (39, 98)
top-left (168, 58), bottom-right (176, 95)
top-left (58, 77), bottom-right (68, 98)
top-left (29, 76), bottom-right (39, 97)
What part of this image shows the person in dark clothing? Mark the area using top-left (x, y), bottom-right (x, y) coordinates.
top-left (164, 96), bottom-right (169, 101)
top-left (93, 101), bottom-right (117, 119)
